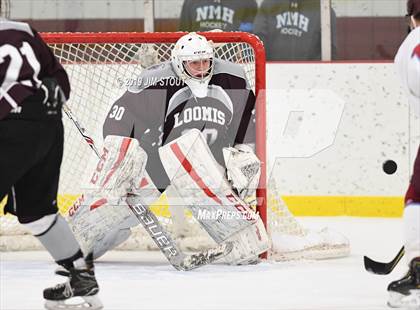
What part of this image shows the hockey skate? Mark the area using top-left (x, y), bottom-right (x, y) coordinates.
top-left (387, 257), bottom-right (420, 309)
top-left (44, 267), bottom-right (102, 310)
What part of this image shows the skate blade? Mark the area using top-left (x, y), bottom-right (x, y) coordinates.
top-left (388, 290), bottom-right (420, 309)
top-left (44, 295), bottom-right (103, 310)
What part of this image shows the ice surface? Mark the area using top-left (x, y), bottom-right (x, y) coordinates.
top-left (0, 217), bottom-right (408, 310)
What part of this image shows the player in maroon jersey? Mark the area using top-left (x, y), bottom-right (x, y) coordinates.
top-left (0, 18), bottom-right (102, 309)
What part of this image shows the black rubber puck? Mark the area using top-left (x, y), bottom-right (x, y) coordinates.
top-left (383, 160), bottom-right (397, 175)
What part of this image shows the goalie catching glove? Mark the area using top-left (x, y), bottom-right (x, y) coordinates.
top-left (223, 144), bottom-right (261, 205)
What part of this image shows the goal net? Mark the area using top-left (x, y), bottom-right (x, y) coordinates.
top-left (0, 32), bottom-right (349, 260)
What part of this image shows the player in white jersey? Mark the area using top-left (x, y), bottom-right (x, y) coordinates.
top-left (387, 0), bottom-right (420, 307)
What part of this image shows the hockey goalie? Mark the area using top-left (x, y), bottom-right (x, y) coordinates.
top-left (68, 32), bottom-right (349, 268)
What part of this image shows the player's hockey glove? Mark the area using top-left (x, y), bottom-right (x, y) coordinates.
top-left (223, 144), bottom-right (261, 206)
top-left (16, 77), bottom-right (65, 119)
top-left (40, 77), bottom-right (66, 115)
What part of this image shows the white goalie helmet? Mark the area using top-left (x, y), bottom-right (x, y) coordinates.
top-left (171, 32), bottom-right (214, 98)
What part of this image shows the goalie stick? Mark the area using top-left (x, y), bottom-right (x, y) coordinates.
top-left (63, 103), bottom-right (233, 271)
top-left (126, 195), bottom-right (233, 271)
top-left (364, 246), bottom-right (405, 275)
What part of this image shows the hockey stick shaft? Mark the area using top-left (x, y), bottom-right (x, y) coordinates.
top-left (63, 103), bottom-right (231, 270)
top-left (364, 246), bottom-right (405, 275)
top-left (62, 103), bottom-right (101, 158)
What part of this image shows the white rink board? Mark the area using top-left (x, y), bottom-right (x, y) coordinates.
top-left (266, 63), bottom-right (420, 196)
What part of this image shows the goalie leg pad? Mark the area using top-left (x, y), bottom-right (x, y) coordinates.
top-left (223, 216), bottom-right (270, 265)
top-left (88, 135), bottom-right (147, 197)
top-left (165, 184), bottom-right (191, 238)
top-left (159, 129), bottom-right (269, 262)
top-left (91, 228), bottom-right (132, 259)
top-left (70, 136), bottom-right (160, 258)
top-left (159, 129), bottom-right (252, 242)
top-left (68, 193), bottom-right (138, 258)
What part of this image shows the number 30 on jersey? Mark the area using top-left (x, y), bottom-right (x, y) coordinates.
top-left (108, 105), bottom-right (125, 121)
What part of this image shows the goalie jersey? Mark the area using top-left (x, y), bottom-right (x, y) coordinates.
top-left (103, 59), bottom-right (256, 191)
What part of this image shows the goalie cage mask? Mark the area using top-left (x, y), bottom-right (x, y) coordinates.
top-left (171, 32), bottom-right (214, 98)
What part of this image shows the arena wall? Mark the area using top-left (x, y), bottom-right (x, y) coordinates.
top-left (266, 62), bottom-right (419, 216)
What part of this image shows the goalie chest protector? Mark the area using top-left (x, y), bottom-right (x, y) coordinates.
top-left (103, 59), bottom-right (256, 190)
